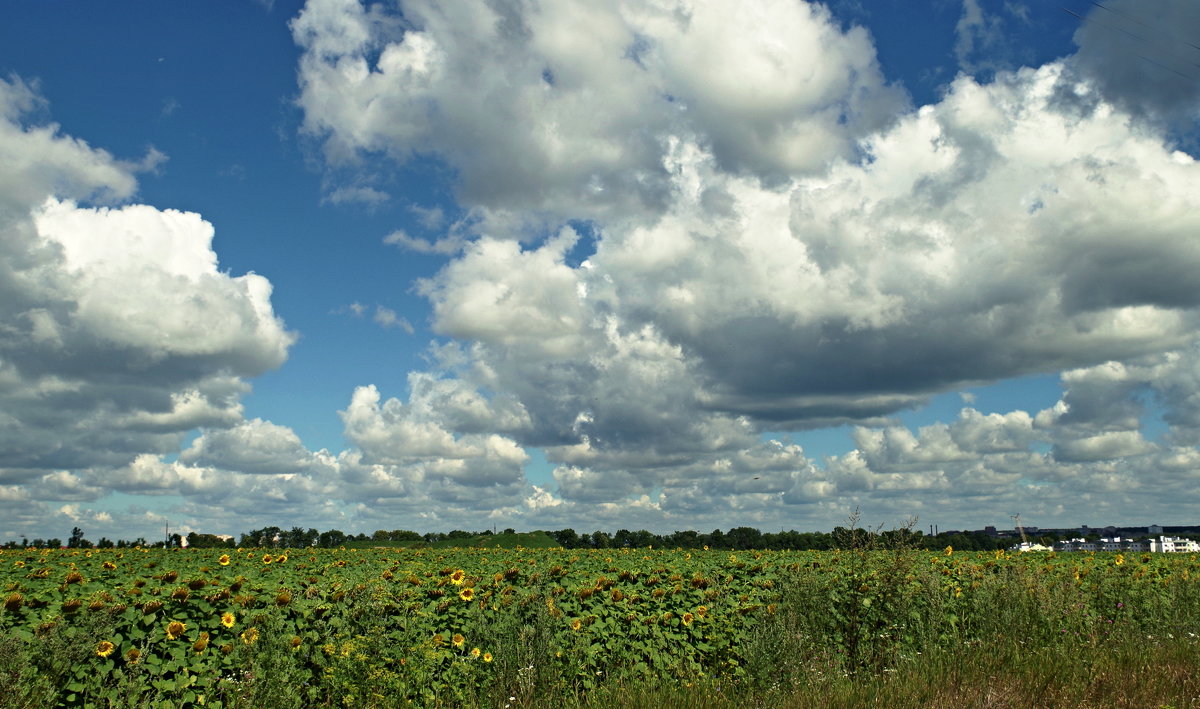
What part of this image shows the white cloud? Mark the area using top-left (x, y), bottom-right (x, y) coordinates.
top-left (0, 76), bottom-right (294, 486)
top-left (292, 0), bottom-right (904, 223)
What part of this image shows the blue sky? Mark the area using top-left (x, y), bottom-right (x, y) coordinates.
top-left (2, 0), bottom-right (1199, 542)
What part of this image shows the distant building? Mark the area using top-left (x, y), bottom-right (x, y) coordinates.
top-left (1150, 536), bottom-right (1200, 553)
top-left (1055, 536), bottom-right (1192, 553)
top-left (1148, 524), bottom-right (1164, 535)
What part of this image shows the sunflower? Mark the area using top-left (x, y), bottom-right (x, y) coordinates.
top-left (449, 569), bottom-right (465, 585)
top-left (432, 633), bottom-right (445, 647)
top-left (262, 554), bottom-right (273, 564)
top-left (276, 555), bottom-right (287, 563)
top-left (218, 554), bottom-right (231, 566)
top-left (290, 636), bottom-right (302, 649)
top-left (193, 631), bottom-right (210, 653)
top-left (241, 627), bottom-right (259, 645)
top-left (696, 605), bottom-right (708, 618)
top-left (102, 561), bottom-right (117, 571)
top-left (483, 652), bottom-right (493, 663)
top-left (221, 611), bottom-right (236, 628)
top-left (470, 647), bottom-right (481, 659)
top-left (166, 621), bottom-right (186, 640)
top-left (459, 587), bottom-right (474, 602)
top-left (95, 641), bottom-right (116, 658)
top-left (571, 618), bottom-right (582, 631)
top-left (125, 648), bottom-right (141, 664)
top-left (682, 612), bottom-right (695, 626)
top-left (451, 633), bottom-right (465, 649)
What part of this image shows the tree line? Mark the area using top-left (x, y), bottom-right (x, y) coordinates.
top-left (3, 524), bottom-right (1032, 552)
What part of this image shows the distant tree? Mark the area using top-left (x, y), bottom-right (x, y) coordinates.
top-left (67, 526), bottom-right (91, 549)
top-left (46, 538), bottom-right (62, 549)
top-left (552, 529), bottom-right (580, 548)
top-left (318, 529), bottom-right (347, 547)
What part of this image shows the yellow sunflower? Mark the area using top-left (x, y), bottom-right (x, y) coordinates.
top-left (95, 641), bottom-right (116, 658)
top-left (241, 627), bottom-right (259, 645)
top-left (166, 621), bottom-right (186, 640)
top-left (571, 618), bottom-right (582, 631)
top-left (470, 647), bottom-right (481, 658)
top-left (682, 612), bottom-right (694, 626)
top-left (483, 652), bottom-right (493, 663)
top-left (125, 648), bottom-right (141, 664)
top-left (459, 587), bottom-right (474, 601)
top-left (262, 554), bottom-right (273, 564)
top-left (193, 632), bottom-right (210, 653)
top-left (221, 611), bottom-right (236, 628)
top-left (449, 569), bottom-right (465, 585)
top-left (218, 554), bottom-right (231, 566)
top-left (451, 633), bottom-right (465, 649)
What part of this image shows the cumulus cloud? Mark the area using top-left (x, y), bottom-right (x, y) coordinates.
top-left (0, 76), bottom-right (294, 488)
top-left (1070, 0), bottom-right (1200, 128)
top-left (284, 0), bottom-right (1200, 530)
top-left (292, 0), bottom-right (905, 223)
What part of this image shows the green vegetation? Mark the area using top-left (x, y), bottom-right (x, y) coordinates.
top-left (1, 544), bottom-right (1198, 707)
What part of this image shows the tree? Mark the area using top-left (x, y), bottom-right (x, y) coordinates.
top-left (68, 526), bottom-right (90, 549)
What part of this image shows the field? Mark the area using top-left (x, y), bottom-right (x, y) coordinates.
top-left (3, 544), bottom-right (1200, 708)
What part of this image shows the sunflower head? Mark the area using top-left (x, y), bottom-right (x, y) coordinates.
top-left (571, 618), bottom-right (583, 631)
top-left (262, 554), bottom-right (273, 564)
top-left (102, 561), bottom-right (117, 571)
top-left (193, 631), bottom-right (210, 653)
top-left (452, 633), bottom-right (465, 648)
top-left (95, 641), bottom-right (116, 658)
top-left (125, 648), bottom-right (141, 664)
top-left (241, 627), bottom-right (259, 645)
top-left (470, 647), bottom-right (481, 658)
top-left (221, 611), bottom-right (236, 628)
top-left (166, 621), bottom-right (186, 640)
top-left (449, 569), bottom-right (465, 585)
top-left (459, 587), bottom-right (474, 601)
top-left (682, 612), bottom-right (695, 626)
top-left (483, 652), bottom-right (493, 663)
top-left (218, 554), bottom-right (231, 566)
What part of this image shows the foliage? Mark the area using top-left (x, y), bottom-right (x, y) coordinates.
top-left (2, 544), bottom-right (1200, 707)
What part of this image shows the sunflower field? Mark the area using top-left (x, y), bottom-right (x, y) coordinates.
top-left (3, 545), bottom-right (1200, 707)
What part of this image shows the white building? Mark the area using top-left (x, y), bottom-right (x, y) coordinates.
top-left (1150, 536), bottom-right (1200, 553)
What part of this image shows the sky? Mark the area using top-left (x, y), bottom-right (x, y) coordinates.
top-left (2, 0), bottom-right (1200, 543)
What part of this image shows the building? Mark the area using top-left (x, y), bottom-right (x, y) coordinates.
top-left (1150, 536), bottom-right (1200, 553)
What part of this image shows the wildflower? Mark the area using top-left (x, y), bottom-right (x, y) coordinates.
top-left (450, 569), bottom-right (465, 585)
top-left (218, 554), bottom-right (231, 566)
top-left (241, 627), bottom-right (259, 645)
top-left (452, 633), bottom-right (465, 649)
top-left (483, 652), bottom-right (493, 663)
top-left (221, 611), bottom-right (236, 628)
top-left (459, 587), bottom-right (475, 602)
top-left (95, 641), bottom-right (116, 658)
top-left (166, 621), bottom-right (186, 640)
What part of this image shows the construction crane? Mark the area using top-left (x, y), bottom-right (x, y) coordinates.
top-left (1011, 513), bottom-right (1029, 546)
